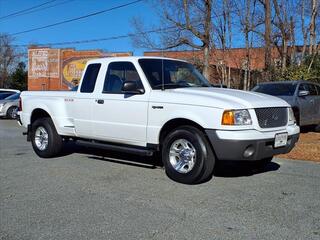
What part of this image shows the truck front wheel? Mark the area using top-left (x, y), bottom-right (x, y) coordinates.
top-left (31, 117), bottom-right (63, 158)
top-left (161, 126), bottom-right (215, 184)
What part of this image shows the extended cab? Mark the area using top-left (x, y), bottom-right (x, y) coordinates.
top-left (18, 57), bottom-right (300, 184)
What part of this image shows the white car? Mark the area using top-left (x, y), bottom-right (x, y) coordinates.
top-left (18, 57), bottom-right (300, 184)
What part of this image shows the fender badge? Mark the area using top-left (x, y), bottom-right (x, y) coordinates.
top-left (152, 106), bottom-right (163, 109)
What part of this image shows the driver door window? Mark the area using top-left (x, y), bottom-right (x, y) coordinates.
top-left (103, 62), bottom-right (143, 93)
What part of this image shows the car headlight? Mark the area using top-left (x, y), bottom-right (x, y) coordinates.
top-left (288, 107), bottom-right (296, 124)
top-left (222, 109), bottom-right (252, 125)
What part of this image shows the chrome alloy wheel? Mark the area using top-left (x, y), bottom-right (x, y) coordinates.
top-left (169, 139), bottom-right (196, 174)
top-left (34, 126), bottom-right (49, 151)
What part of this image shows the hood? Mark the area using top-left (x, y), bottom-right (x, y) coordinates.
top-left (150, 87), bottom-right (290, 109)
top-left (271, 95), bottom-right (295, 107)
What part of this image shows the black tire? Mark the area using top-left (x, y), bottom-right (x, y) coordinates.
top-left (161, 126), bottom-right (215, 184)
top-left (31, 117), bottom-right (63, 158)
top-left (6, 106), bottom-right (18, 119)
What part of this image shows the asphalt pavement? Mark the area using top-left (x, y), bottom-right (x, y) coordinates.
top-left (1, 119), bottom-right (320, 240)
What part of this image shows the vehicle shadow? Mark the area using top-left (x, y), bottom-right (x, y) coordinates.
top-left (213, 160), bottom-right (280, 178)
top-left (59, 142), bottom-right (280, 181)
top-left (60, 141), bottom-right (162, 169)
top-left (300, 125), bottom-right (319, 133)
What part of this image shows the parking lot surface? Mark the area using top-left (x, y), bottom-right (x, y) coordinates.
top-left (1, 119), bottom-right (320, 240)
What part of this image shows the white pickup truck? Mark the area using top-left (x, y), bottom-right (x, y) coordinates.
top-left (18, 57), bottom-right (300, 184)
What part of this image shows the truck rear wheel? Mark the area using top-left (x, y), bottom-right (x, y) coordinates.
top-left (161, 126), bottom-right (215, 184)
top-left (31, 117), bottom-right (63, 158)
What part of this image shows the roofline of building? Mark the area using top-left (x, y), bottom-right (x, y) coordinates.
top-left (144, 45), bottom-right (306, 54)
top-left (27, 45), bottom-right (133, 55)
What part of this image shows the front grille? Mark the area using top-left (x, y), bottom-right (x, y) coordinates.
top-left (255, 107), bottom-right (288, 128)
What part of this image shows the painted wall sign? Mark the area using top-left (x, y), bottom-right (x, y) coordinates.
top-left (62, 58), bottom-right (92, 87)
top-left (28, 49), bottom-right (60, 78)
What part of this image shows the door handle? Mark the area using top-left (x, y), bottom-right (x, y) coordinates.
top-left (96, 99), bottom-right (104, 104)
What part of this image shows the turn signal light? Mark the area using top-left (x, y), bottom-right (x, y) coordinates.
top-left (222, 110), bottom-right (234, 125)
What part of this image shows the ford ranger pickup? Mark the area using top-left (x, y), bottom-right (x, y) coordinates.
top-left (18, 57), bottom-right (300, 184)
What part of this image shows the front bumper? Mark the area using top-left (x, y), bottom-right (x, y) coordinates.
top-left (205, 127), bottom-right (299, 161)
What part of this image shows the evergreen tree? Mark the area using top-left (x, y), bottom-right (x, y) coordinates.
top-left (8, 62), bottom-right (27, 91)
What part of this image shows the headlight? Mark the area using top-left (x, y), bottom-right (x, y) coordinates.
top-left (222, 109), bottom-right (252, 125)
top-left (288, 107), bottom-right (296, 124)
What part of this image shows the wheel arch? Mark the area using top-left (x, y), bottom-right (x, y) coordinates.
top-left (159, 118), bottom-right (205, 144)
top-left (30, 108), bottom-right (52, 124)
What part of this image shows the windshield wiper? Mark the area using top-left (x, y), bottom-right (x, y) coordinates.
top-left (153, 83), bottom-right (191, 89)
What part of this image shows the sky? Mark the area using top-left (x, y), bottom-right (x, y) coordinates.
top-left (0, 0), bottom-right (309, 57)
top-left (0, 0), bottom-right (158, 55)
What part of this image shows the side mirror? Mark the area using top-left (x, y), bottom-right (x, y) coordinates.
top-left (121, 81), bottom-right (144, 94)
top-left (298, 90), bottom-right (309, 97)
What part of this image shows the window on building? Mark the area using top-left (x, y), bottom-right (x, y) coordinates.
top-left (80, 63), bottom-right (101, 93)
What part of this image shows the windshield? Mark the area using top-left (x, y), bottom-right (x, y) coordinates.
top-left (253, 83), bottom-right (297, 96)
top-left (138, 59), bottom-right (211, 89)
top-left (5, 93), bottom-right (20, 100)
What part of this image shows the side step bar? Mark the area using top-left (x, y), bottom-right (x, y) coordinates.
top-left (77, 140), bottom-right (154, 157)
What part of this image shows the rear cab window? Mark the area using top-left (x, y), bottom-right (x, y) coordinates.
top-left (80, 63), bottom-right (101, 93)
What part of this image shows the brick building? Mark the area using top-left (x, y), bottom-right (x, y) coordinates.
top-left (28, 46), bottom-right (302, 90)
top-left (144, 47), bottom-right (300, 88)
top-left (28, 46), bottom-right (132, 91)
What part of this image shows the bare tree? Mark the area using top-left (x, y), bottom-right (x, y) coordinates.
top-left (300, 0), bottom-right (308, 59)
top-left (213, 0), bottom-right (233, 86)
top-left (272, 0), bottom-right (291, 72)
top-left (289, 16), bottom-right (296, 64)
top-left (131, 0), bottom-right (213, 80)
top-left (309, 0), bottom-right (318, 55)
top-left (0, 34), bottom-right (20, 88)
top-left (236, 0), bottom-right (260, 90)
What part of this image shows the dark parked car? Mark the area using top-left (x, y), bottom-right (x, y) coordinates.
top-left (252, 81), bottom-right (320, 127)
